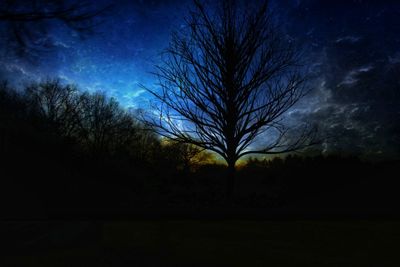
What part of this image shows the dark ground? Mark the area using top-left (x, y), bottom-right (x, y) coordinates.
top-left (1, 220), bottom-right (400, 266)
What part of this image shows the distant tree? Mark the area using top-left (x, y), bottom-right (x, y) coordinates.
top-left (24, 80), bottom-right (158, 167)
top-left (78, 92), bottom-right (130, 156)
top-left (145, 0), bottom-right (316, 198)
top-left (180, 143), bottom-right (215, 171)
top-left (25, 79), bottom-right (82, 139)
top-left (161, 141), bottom-right (209, 172)
top-left (77, 91), bottom-right (158, 162)
top-left (0, 0), bottom-right (109, 57)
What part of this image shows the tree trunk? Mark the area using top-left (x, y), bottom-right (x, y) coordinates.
top-left (226, 159), bottom-right (236, 203)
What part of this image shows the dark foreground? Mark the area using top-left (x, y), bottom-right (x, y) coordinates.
top-left (2, 220), bottom-right (399, 266)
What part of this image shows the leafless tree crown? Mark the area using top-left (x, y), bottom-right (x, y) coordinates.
top-left (146, 0), bottom-right (315, 165)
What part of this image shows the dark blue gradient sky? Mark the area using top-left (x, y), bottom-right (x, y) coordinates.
top-left (1, 0), bottom-right (399, 158)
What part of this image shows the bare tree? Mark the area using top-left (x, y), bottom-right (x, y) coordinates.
top-left (145, 0), bottom-right (316, 198)
top-left (78, 92), bottom-right (142, 157)
top-left (25, 79), bottom-right (82, 139)
top-left (161, 141), bottom-right (207, 173)
top-left (24, 80), bottom-right (157, 163)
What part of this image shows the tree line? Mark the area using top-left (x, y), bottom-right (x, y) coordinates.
top-left (0, 80), bottom-right (214, 218)
top-left (1, 79), bottom-right (209, 168)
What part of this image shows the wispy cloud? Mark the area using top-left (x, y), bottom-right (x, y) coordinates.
top-left (335, 36), bottom-right (361, 44)
top-left (125, 89), bottom-right (146, 98)
top-left (338, 65), bottom-right (374, 86)
top-left (388, 52), bottom-right (400, 64)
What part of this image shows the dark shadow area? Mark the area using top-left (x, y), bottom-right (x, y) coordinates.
top-left (2, 220), bottom-right (400, 266)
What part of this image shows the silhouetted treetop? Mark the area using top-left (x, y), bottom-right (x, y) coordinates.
top-left (145, 0), bottom-right (317, 197)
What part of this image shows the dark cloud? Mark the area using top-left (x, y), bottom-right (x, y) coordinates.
top-left (280, 0), bottom-right (400, 158)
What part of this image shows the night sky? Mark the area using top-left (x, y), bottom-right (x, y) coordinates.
top-left (1, 0), bottom-right (399, 159)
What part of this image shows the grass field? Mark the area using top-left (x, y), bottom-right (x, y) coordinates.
top-left (2, 220), bottom-right (399, 266)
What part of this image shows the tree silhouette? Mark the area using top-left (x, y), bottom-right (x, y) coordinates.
top-left (145, 0), bottom-right (316, 198)
top-left (23, 80), bottom-right (154, 163)
top-left (160, 141), bottom-right (209, 173)
top-left (25, 79), bottom-right (82, 139)
top-left (78, 92), bottom-right (137, 158)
